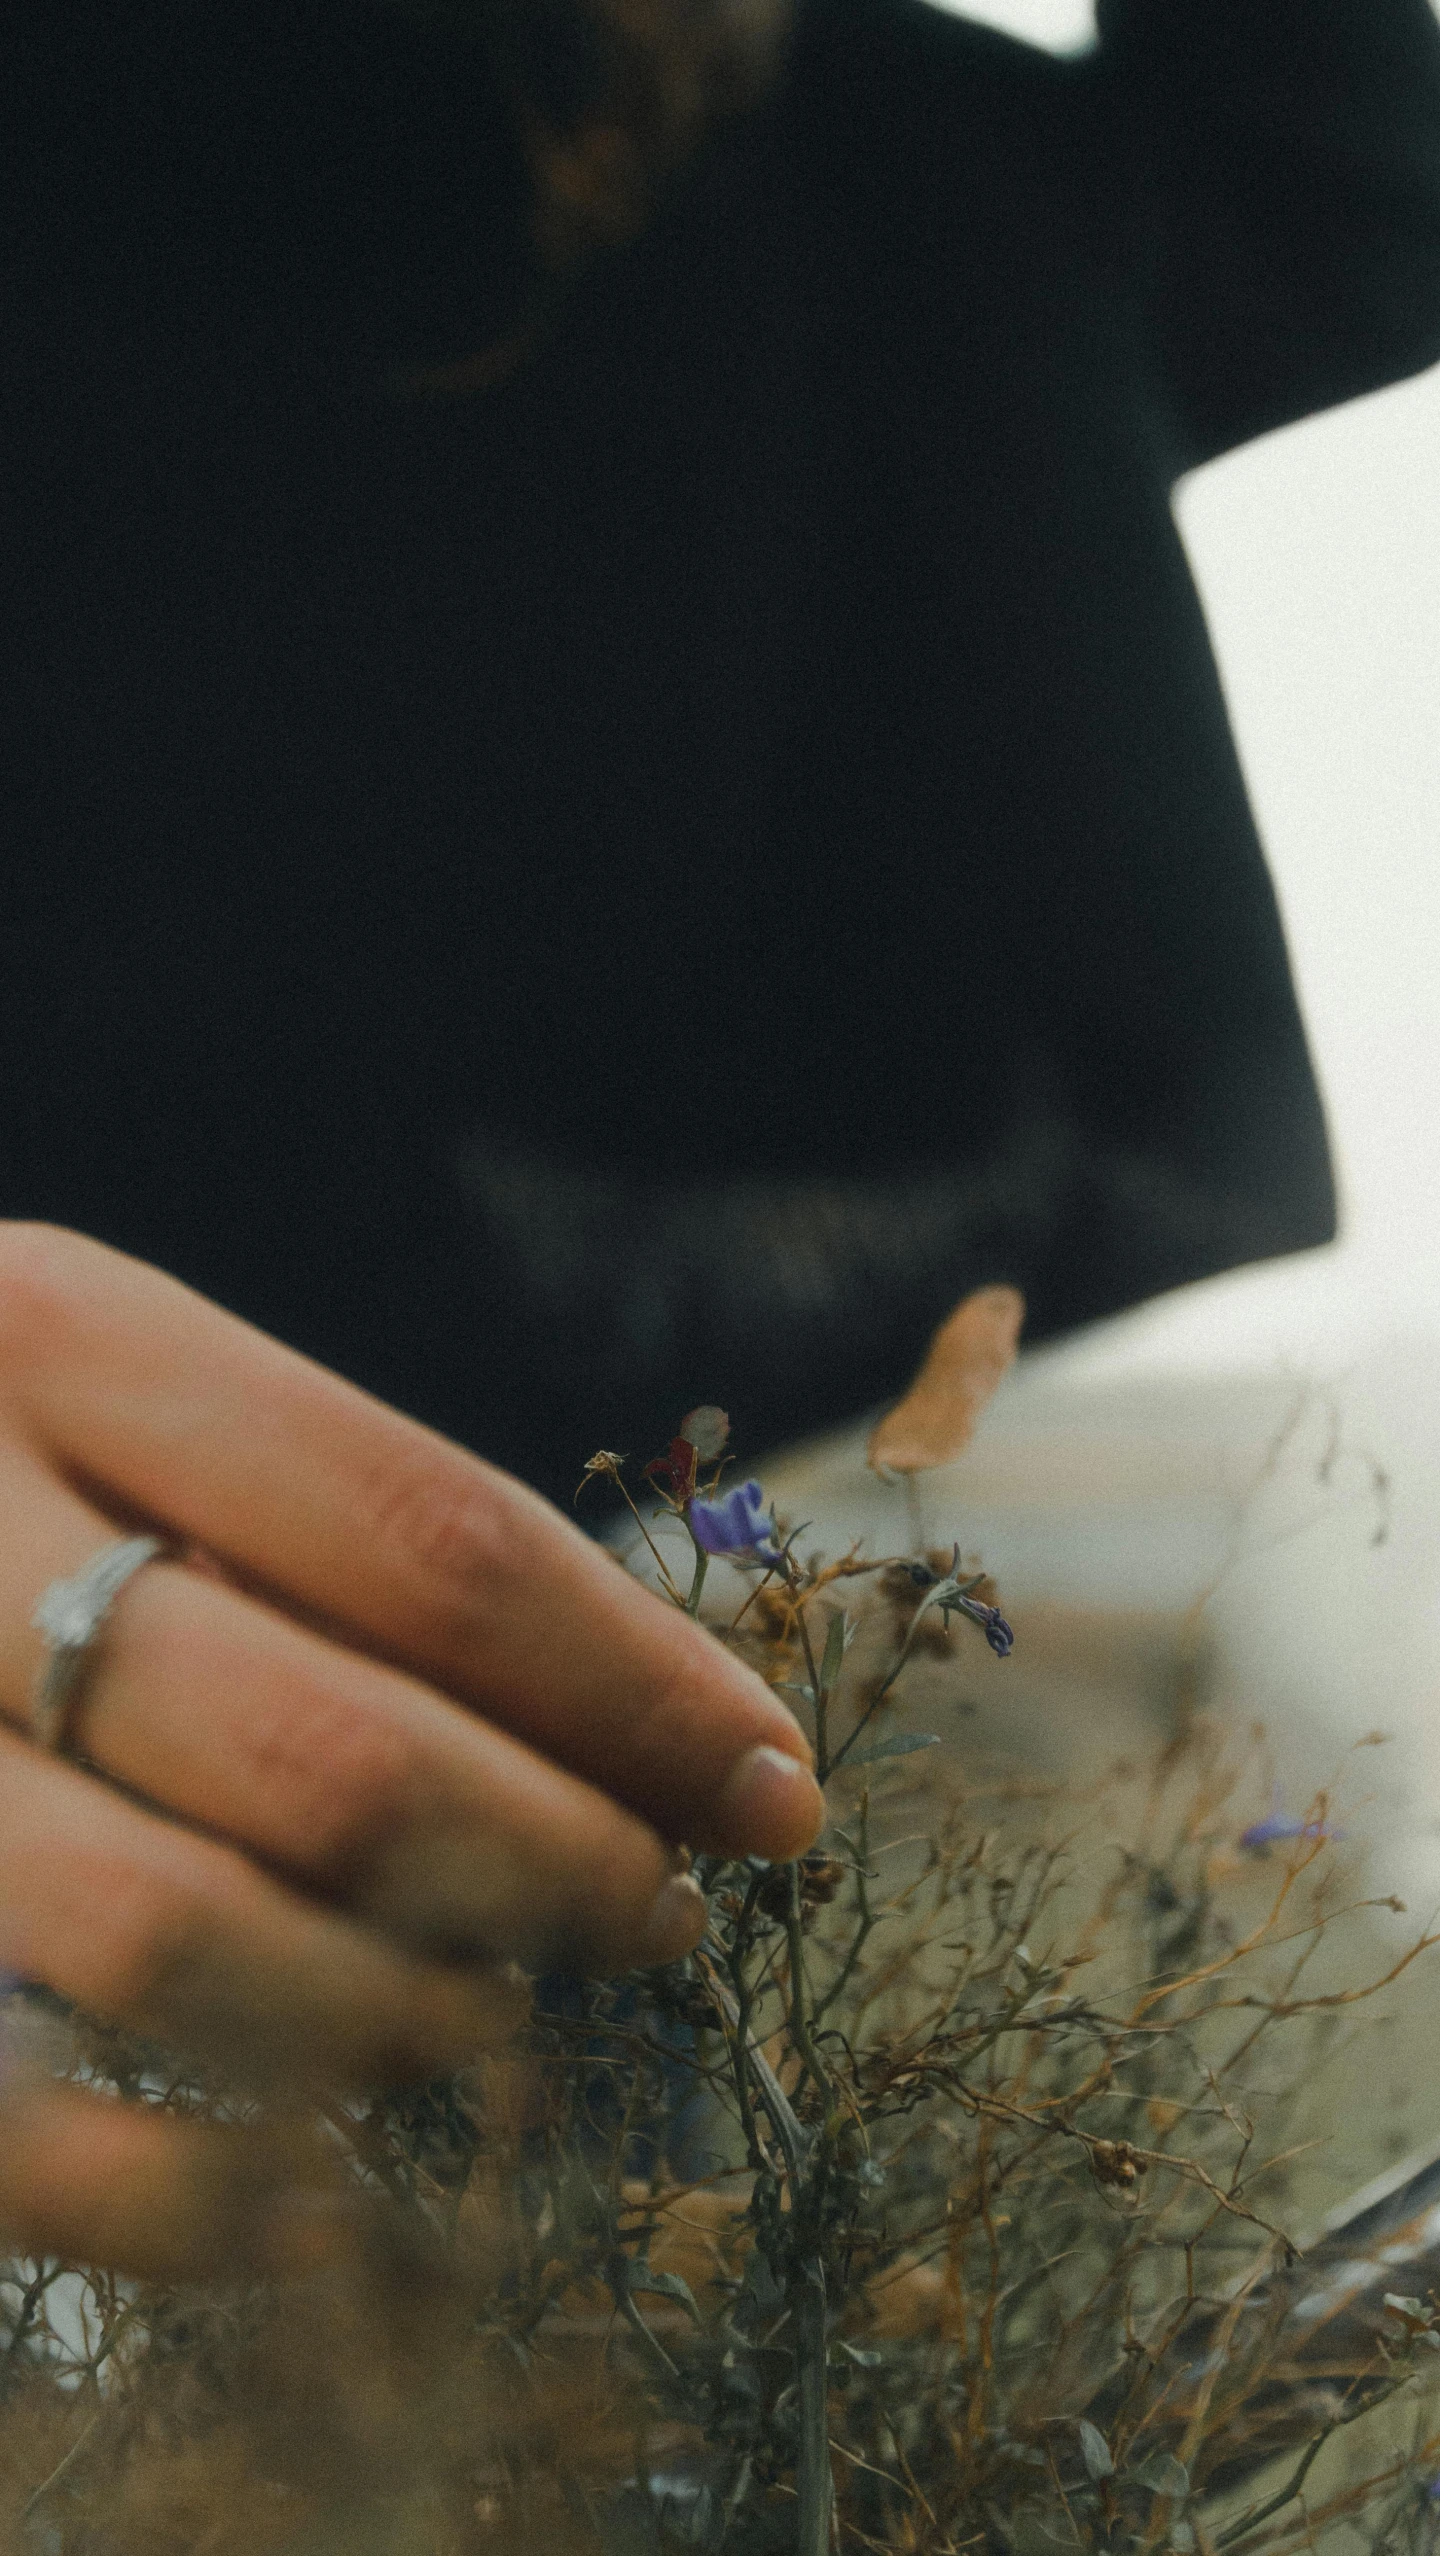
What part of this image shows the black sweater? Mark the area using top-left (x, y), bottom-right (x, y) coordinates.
top-left (4, 0), bottom-right (1440, 1499)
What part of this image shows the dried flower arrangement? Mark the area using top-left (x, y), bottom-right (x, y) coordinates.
top-left (2, 1351), bottom-right (1439, 2556)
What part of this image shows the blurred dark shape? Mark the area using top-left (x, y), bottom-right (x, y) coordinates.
top-left (3, 0), bottom-right (1440, 1497)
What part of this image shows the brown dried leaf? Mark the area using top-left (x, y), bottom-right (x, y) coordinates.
top-left (867, 1284), bottom-right (1025, 1475)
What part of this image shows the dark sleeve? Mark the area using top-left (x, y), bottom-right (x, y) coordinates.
top-left (1085, 0), bottom-right (1440, 469)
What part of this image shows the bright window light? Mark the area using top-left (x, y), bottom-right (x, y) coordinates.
top-left (921, 0), bottom-right (1097, 54)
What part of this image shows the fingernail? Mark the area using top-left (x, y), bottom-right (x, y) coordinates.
top-left (717, 1745), bottom-right (826, 1858)
top-left (642, 1871), bottom-right (708, 1964)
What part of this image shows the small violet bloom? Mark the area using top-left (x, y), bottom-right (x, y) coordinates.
top-left (1239, 1803), bottom-right (1344, 1853)
top-left (916, 1553), bottom-right (1014, 1657)
top-left (689, 1479), bottom-right (784, 1566)
top-left (955, 1595), bottom-right (1015, 1658)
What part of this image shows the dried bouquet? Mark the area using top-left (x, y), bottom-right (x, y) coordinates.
top-left (2, 1352), bottom-right (1439, 2556)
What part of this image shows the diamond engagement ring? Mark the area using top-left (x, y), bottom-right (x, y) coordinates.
top-left (30, 1536), bottom-right (169, 1753)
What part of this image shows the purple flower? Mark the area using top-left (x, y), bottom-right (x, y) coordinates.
top-left (1239, 1804), bottom-right (1344, 1852)
top-left (956, 1596), bottom-right (1015, 1658)
top-left (689, 1479), bottom-right (783, 1565)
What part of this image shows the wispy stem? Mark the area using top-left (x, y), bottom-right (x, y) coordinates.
top-left (813, 1795), bottom-right (875, 2027)
top-left (684, 1520), bottom-right (710, 1618)
top-left (789, 1582), bottom-right (828, 1779)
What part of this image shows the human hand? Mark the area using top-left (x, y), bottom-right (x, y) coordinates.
top-left (0, 1226), bottom-right (823, 2281)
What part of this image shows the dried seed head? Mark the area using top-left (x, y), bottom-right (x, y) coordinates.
top-left (1090, 2139), bottom-right (1147, 2191)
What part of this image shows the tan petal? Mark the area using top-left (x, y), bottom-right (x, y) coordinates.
top-left (867, 1284), bottom-right (1025, 1475)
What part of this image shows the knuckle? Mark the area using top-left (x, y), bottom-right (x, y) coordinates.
top-left (356, 1442), bottom-right (515, 1633)
top-left (0, 1223), bottom-right (90, 1377)
top-left (238, 1687), bottom-right (419, 1882)
top-left (79, 1862), bottom-right (219, 2025)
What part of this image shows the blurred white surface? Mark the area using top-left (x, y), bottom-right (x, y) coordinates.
top-left (762, 1352), bottom-right (1440, 1904)
top-left (932, 0), bottom-right (1096, 50)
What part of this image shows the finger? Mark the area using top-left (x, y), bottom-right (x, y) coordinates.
top-left (0, 1451), bottom-right (708, 1971)
top-left (1, 1227), bottom-right (823, 1857)
top-left (0, 1728), bottom-right (529, 2087)
top-left (0, 2078), bottom-right (347, 2285)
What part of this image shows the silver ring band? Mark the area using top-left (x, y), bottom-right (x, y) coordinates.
top-left (30, 1536), bottom-right (168, 1753)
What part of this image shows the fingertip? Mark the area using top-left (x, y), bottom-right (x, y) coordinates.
top-left (640, 1870), bottom-right (708, 1965)
top-left (760, 1707), bottom-right (816, 1772)
top-left (713, 1745), bottom-right (826, 1860)
top-left (706, 1651), bottom-right (815, 1768)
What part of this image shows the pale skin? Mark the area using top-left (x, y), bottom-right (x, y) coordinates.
top-left (0, 1223), bottom-right (824, 2285)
